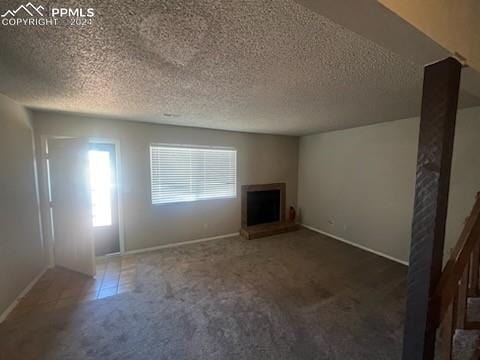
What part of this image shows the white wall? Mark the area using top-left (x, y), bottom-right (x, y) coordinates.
top-left (298, 106), bottom-right (480, 264)
top-left (30, 105), bottom-right (480, 267)
top-left (32, 111), bottom-right (299, 253)
top-left (0, 95), bottom-right (44, 316)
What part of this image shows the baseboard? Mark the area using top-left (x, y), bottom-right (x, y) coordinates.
top-left (95, 252), bottom-right (122, 261)
top-left (301, 224), bottom-right (409, 266)
top-left (0, 266), bottom-right (49, 323)
top-left (123, 232), bottom-right (240, 256)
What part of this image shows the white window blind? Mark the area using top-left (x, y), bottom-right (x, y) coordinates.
top-left (150, 145), bottom-right (237, 205)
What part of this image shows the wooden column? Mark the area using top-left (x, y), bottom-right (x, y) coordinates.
top-left (402, 57), bottom-right (462, 360)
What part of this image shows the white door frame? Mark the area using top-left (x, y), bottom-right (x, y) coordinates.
top-left (39, 135), bottom-right (126, 267)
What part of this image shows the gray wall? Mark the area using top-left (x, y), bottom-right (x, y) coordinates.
top-left (0, 95), bottom-right (44, 316)
top-left (298, 106), bottom-right (480, 264)
top-left (32, 111), bottom-right (299, 252)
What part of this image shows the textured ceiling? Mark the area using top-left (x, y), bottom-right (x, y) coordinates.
top-left (0, 0), bottom-right (478, 135)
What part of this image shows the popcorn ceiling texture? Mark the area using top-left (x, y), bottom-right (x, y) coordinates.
top-left (0, 0), bottom-right (478, 135)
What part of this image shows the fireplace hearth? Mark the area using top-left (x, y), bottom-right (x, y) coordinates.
top-left (240, 183), bottom-right (299, 240)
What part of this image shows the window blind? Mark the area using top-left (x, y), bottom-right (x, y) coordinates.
top-left (150, 145), bottom-right (237, 205)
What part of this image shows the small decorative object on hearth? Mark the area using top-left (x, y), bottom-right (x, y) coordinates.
top-left (288, 206), bottom-right (296, 223)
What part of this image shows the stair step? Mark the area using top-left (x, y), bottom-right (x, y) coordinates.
top-left (467, 298), bottom-right (480, 324)
top-left (453, 330), bottom-right (480, 360)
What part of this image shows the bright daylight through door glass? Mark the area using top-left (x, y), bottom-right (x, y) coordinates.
top-left (88, 150), bottom-right (112, 227)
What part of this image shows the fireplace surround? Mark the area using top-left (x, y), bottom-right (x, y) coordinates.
top-left (240, 183), bottom-right (298, 239)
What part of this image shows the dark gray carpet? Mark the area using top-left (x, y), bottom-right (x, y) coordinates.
top-left (0, 229), bottom-right (407, 360)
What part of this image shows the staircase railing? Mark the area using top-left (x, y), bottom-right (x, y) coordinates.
top-left (430, 192), bottom-right (480, 358)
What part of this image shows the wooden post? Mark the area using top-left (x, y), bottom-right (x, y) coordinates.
top-left (402, 57), bottom-right (462, 360)
top-left (456, 268), bottom-right (469, 329)
top-left (469, 244), bottom-right (480, 296)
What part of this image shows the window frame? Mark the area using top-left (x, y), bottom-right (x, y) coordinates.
top-left (149, 143), bottom-right (237, 205)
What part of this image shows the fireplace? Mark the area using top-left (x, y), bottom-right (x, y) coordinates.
top-left (240, 183), bottom-right (298, 239)
top-left (247, 189), bottom-right (281, 226)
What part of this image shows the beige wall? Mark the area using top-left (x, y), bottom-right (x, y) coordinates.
top-left (298, 106), bottom-right (480, 264)
top-left (0, 95), bottom-right (44, 316)
top-left (378, 0), bottom-right (480, 73)
top-left (32, 111), bottom-right (299, 252)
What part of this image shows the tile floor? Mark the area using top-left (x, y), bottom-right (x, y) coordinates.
top-left (7, 255), bottom-right (138, 321)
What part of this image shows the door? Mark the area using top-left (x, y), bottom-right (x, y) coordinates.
top-left (48, 138), bottom-right (96, 276)
top-left (88, 143), bottom-right (120, 256)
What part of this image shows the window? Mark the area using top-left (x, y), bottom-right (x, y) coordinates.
top-left (150, 145), bottom-right (237, 205)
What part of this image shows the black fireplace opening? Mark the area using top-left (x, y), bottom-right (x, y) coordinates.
top-left (247, 189), bottom-right (280, 226)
